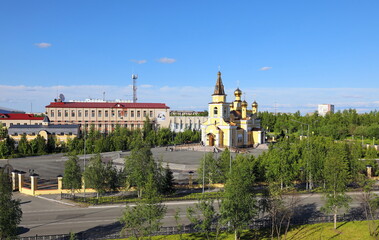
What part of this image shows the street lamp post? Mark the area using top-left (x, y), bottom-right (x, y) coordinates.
top-left (83, 123), bottom-right (86, 198)
top-left (202, 144), bottom-right (205, 194)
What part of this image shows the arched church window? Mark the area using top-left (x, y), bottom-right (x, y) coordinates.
top-left (214, 107), bottom-right (218, 116)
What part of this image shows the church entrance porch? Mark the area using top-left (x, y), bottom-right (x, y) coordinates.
top-left (207, 133), bottom-right (215, 146)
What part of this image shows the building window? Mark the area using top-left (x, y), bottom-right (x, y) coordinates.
top-left (137, 111), bottom-right (140, 118)
top-left (17, 123), bottom-right (20, 125)
top-left (98, 110), bottom-right (102, 117)
top-left (91, 110), bottom-right (95, 117)
top-left (150, 111), bottom-right (153, 118)
top-left (105, 110), bottom-right (108, 117)
top-left (2, 123), bottom-right (5, 127)
top-left (71, 110), bottom-right (75, 117)
top-left (118, 110), bottom-right (122, 117)
top-left (98, 124), bottom-right (102, 128)
top-left (58, 110), bottom-right (61, 117)
top-left (68, 132), bottom-right (72, 135)
top-left (78, 110), bottom-right (82, 117)
top-left (51, 110), bottom-right (54, 117)
top-left (60, 132), bottom-right (64, 135)
top-left (131, 111), bottom-right (134, 117)
top-left (143, 111), bottom-right (147, 117)
top-left (24, 123), bottom-right (27, 125)
top-left (111, 110), bottom-right (115, 117)
top-left (13, 133), bottom-right (18, 136)
top-left (85, 110), bottom-right (89, 117)
top-left (65, 110), bottom-right (68, 117)
top-left (124, 111), bottom-right (128, 117)
top-left (131, 124), bottom-right (134, 129)
top-left (214, 107), bottom-right (218, 116)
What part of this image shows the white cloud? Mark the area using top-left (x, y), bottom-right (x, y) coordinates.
top-left (1, 85), bottom-right (379, 115)
top-left (130, 59), bottom-right (147, 64)
top-left (34, 42), bottom-right (52, 48)
top-left (140, 84), bottom-right (153, 88)
top-left (157, 57), bottom-right (176, 64)
top-left (259, 67), bottom-right (272, 71)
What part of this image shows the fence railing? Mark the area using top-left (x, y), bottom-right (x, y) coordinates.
top-left (19, 213), bottom-right (378, 240)
top-left (61, 192), bottom-right (224, 205)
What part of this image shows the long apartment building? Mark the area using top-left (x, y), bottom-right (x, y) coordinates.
top-left (45, 99), bottom-right (170, 133)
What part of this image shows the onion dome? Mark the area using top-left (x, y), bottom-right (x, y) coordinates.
top-left (234, 88), bottom-right (242, 97)
top-left (241, 100), bottom-right (248, 107)
top-left (252, 101), bottom-right (258, 108)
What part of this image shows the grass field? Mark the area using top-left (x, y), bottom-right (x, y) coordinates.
top-left (113, 220), bottom-right (379, 239)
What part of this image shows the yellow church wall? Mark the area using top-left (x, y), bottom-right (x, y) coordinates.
top-left (222, 130), bottom-right (230, 147)
top-left (253, 131), bottom-right (261, 145)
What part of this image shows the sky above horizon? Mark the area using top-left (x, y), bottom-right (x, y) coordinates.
top-left (1, 1), bottom-right (378, 114)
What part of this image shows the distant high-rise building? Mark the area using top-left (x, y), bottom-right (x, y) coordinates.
top-left (318, 104), bottom-right (334, 116)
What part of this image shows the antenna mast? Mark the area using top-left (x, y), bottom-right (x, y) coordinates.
top-left (132, 74), bottom-right (138, 103)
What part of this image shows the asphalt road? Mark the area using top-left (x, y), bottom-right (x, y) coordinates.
top-left (17, 191), bottom-right (368, 237)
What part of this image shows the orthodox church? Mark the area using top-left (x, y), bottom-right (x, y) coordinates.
top-left (201, 72), bottom-right (264, 148)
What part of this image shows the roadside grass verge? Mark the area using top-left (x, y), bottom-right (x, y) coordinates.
top-left (109, 220), bottom-right (379, 239)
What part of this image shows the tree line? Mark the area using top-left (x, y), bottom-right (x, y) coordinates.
top-left (259, 109), bottom-right (379, 141)
top-left (0, 117), bottom-right (201, 159)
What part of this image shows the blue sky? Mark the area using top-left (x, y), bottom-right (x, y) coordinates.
top-left (0, 1), bottom-right (378, 113)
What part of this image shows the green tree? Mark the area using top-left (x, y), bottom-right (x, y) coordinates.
top-left (220, 155), bottom-right (257, 240)
top-left (120, 174), bottom-right (166, 239)
top-left (83, 154), bottom-right (107, 198)
top-left (63, 155), bottom-right (82, 193)
top-left (161, 163), bottom-right (175, 195)
top-left (187, 197), bottom-right (220, 240)
top-left (197, 153), bottom-right (223, 185)
top-left (17, 134), bottom-right (31, 156)
top-left (125, 144), bottom-right (157, 198)
top-left (358, 174), bottom-right (379, 237)
top-left (321, 142), bottom-right (351, 229)
top-left (0, 141), bottom-right (10, 159)
top-left (0, 169), bottom-right (22, 239)
top-left (30, 135), bottom-right (47, 155)
top-left (0, 125), bottom-right (7, 139)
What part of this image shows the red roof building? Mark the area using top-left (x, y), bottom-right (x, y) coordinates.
top-left (0, 114), bottom-right (44, 128)
top-left (45, 101), bottom-right (170, 133)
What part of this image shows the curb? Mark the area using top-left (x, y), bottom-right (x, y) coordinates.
top-left (36, 195), bottom-right (77, 207)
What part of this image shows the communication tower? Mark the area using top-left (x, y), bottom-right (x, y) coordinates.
top-left (132, 74), bottom-right (138, 103)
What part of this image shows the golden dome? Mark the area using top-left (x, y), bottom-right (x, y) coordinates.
top-left (241, 100), bottom-right (248, 107)
top-left (234, 88), bottom-right (242, 97)
top-left (252, 101), bottom-right (258, 107)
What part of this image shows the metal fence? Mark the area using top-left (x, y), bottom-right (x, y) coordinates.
top-left (60, 192), bottom-right (223, 205)
top-left (19, 213), bottom-right (377, 240)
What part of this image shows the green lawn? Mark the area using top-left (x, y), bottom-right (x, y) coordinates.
top-left (112, 220), bottom-right (379, 239)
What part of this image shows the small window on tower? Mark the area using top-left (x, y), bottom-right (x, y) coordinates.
top-left (214, 107), bottom-right (218, 116)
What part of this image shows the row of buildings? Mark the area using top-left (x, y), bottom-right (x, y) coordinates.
top-left (1, 71), bottom-right (265, 148)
